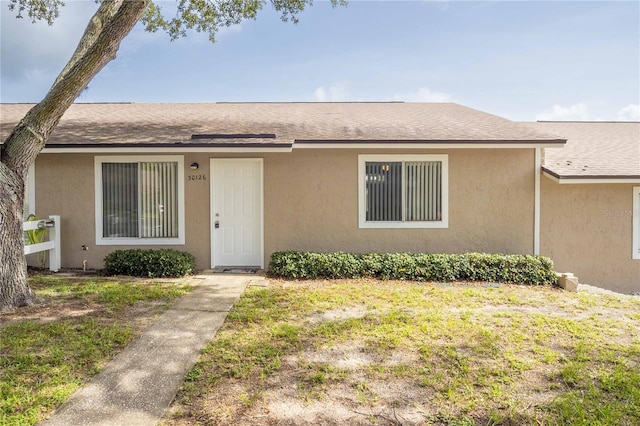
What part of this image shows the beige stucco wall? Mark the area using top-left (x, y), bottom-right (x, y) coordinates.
top-left (34, 153), bottom-right (215, 270)
top-left (264, 149), bottom-right (535, 258)
top-left (33, 149), bottom-right (536, 271)
top-left (540, 178), bottom-right (640, 294)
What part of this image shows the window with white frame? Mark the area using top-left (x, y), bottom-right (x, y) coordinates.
top-left (358, 154), bottom-right (448, 228)
top-left (95, 156), bottom-right (185, 245)
top-left (633, 187), bottom-right (640, 259)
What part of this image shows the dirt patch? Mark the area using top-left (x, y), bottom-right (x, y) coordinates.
top-left (0, 299), bottom-right (100, 326)
top-left (0, 273), bottom-right (178, 332)
top-left (261, 396), bottom-right (366, 425)
top-left (179, 364), bottom-right (429, 425)
top-left (0, 298), bottom-right (168, 335)
top-left (290, 343), bottom-right (419, 370)
top-left (306, 307), bottom-right (371, 324)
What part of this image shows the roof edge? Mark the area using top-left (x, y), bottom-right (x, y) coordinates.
top-left (542, 168), bottom-right (640, 184)
top-left (536, 120), bottom-right (640, 124)
top-left (43, 142), bottom-right (293, 149)
top-left (293, 139), bottom-right (566, 149)
top-left (295, 139), bottom-right (566, 145)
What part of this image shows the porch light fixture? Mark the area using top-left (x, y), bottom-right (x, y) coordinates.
top-left (190, 162), bottom-right (199, 170)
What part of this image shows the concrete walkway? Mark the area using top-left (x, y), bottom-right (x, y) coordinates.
top-left (41, 273), bottom-right (264, 426)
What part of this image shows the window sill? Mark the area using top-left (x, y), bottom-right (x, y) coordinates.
top-left (359, 220), bottom-right (448, 229)
top-left (96, 237), bottom-right (185, 246)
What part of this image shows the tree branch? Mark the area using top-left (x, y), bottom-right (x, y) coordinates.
top-left (1, 0), bottom-right (150, 174)
top-left (52, 0), bottom-right (125, 88)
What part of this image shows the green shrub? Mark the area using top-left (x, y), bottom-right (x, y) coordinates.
top-left (104, 249), bottom-right (196, 278)
top-left (268, 251), bottom-right (557, 285)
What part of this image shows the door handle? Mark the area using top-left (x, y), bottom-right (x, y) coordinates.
top-left (215, 220), bottom-right (220, 229)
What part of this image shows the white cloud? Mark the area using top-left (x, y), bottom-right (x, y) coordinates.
top-left (617, 104), bottom-right (640, 121)
top-left (393, 87), bottom-right (452, 102)
top-left (435, 0), bottom-right (450, 11)
top-left (219, 24), bottom-right (243, 37)
top-left (535, 103), bottom-right (589, 121)
top-left (314, 85), bottom-right (348, 102)
top-left (0, 2), bottom-right (242, 85)
top-left (0, 3), bottom-right (99, 83)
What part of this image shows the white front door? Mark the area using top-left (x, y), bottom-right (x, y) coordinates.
top-left (210, 159), bottom-right (263, 267)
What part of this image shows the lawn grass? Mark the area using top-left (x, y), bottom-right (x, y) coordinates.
top-left (165, 279), bottom-right (640, 425)
top-left (0, 275), bottom-right (192, 426)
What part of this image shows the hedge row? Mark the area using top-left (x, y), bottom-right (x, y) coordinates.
top-left (268, 251), bottom-right (557, 285)
top-left (104, 249), bottom-right (195, 278)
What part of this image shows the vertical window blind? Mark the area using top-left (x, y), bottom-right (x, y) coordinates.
top-left (405, 161), bottom-right (442, 221)
top-left (365, 162), bottom-right (402, 221)
top-left (365, 160), bottom-right (442, 222)
top-left (102, 162), bottom-right (178, 238)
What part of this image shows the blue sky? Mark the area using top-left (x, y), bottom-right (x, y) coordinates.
top-left (1, 1), bottom-right (638, 121)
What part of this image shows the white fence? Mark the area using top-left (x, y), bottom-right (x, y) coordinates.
top-left (23, 215), bottom-right (61, 272)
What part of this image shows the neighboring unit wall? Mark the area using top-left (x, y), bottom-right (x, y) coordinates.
top-left (34, 148), bottom-right (536, 271)
top-left (540, 178), bottom-right (640, 294)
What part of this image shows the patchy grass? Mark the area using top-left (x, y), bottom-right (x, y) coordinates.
top-left (164, 279), bottom-right (640, 425)
top-left (0, 274), bottom-right (191, 426)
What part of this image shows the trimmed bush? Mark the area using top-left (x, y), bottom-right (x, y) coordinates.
top-left (268, 251), bottom-right (557, 285)
top-left (104, 249), bottom-right (196, 278)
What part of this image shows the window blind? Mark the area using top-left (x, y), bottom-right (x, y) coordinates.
top-left (405, 161), bottom-right (441, 221)
top-left (140, 162), bottom-right (178, 238)
top-left (102, 163), bottom-right (138, 238)
top-left (102, 162), bottom-right (178, 239)
top-left (365, 162), bottom-right (402, 221)
top-left (365, 160), bottom-right (442, 223)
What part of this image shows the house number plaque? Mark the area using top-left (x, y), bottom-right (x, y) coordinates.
top-left (188, 175), bottom-right (207, 181)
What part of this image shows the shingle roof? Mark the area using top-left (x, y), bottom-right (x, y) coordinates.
top-left (1, 102), bottom-right (562, 146)
top-left (527, 121), bottom-right (640, 179)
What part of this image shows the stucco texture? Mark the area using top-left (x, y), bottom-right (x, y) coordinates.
top-left (34, 153), bottom-right (214, 270)
top-left (263, 149), bottom-right (535, 258)
top-left (33, 149), bottom-right (536, 272)
top-left (540, 178), bottom-right (640, 294)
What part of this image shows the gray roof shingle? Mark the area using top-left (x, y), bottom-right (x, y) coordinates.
top-left (1, 102), bottom-right (562, 146)
top-left (528, 121), bottom-right (640, 179)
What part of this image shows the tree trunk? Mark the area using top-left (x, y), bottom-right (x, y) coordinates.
top-left (0, 0), bottom-right (149, 312)
top-left (0, 165), bottom-right (33, 311)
